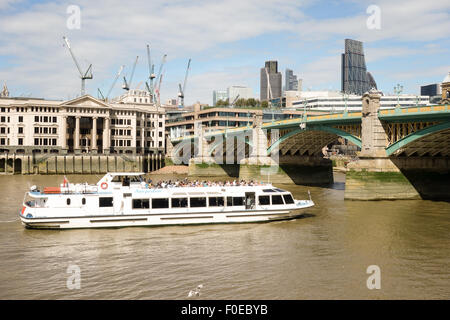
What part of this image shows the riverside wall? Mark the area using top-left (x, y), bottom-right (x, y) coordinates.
top-left (0, 153), bottom-right (164, 174)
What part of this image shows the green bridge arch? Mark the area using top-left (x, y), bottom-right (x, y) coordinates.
top-left (385, 121), bottom-right (450, 156)
top-left (267, 125), bottom-right (362, 154)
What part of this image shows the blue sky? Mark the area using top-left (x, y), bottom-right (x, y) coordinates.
top-left (0, 0), bottom-right (449, 105)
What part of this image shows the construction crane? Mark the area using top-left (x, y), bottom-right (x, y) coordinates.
top-left (63, 36), bottom-right (93, 96)
top-left (145, 44), bottom-right (156, 102)
top-left (264, 67), bottom-right (273, 102)
top-left (156, 73), bottom-right (164, 106)
top-left (177, 58), bottom-right (191, 108)
top-left (122, 56), bottom-right (139, 91)
top-left (154, 54), bottom-right (167, 106)
top-left (97, 88), bottom-right (105, 100)
top-left (97, 65), bottom-right (124, 101)
top-left (231, 94), bottom-right (240, 107)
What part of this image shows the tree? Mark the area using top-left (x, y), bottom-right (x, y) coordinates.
top-left (216, 99), bottom-right (229, 107)
top-left (235, 98), bottom-right (247, 107)
top-left (247, 98), bottom-right (257, 107)
top-left (261, 100), bottom-right (269, 108)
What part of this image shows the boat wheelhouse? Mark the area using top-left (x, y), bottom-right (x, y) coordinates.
top-left (19, 173), bottom-right (314, 229)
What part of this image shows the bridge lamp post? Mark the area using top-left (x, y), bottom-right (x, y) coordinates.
top-left (300, 99), bottom-right (308, 130)
top-left (394, 83), bottom-right (403, 108)
top-left (342, 92), bottom-right (349, 114)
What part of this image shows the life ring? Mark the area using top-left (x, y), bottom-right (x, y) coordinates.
top-left (100, 182), bottom-right (108, 190)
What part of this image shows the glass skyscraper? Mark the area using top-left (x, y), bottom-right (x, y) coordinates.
top-left (285, 68), bottom-right (298, 91)
top-left (341, 39), bottom-right (377, 95)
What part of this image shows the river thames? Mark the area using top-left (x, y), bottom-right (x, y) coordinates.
top-left (0, 173), bottom-right (448, 299)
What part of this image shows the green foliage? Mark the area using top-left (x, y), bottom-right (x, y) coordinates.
top-left (215, 99), bottom-right (229, 107)
top-left (215, 97), bottom-right (263, 109)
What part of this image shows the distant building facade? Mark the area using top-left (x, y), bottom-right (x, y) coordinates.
top-left (213, 90), bottom-right (228, 106)
top-left (227, 86), bottom-right (253, 104)
top-left (421, 83), bottom-right (441, 97)
top-left (285, 69), bottom-right (298, 91)
top-left (260, 60), bottom-right (282, 101)
top-left (0, 90), bottom-right (165, 155)
top-left (341, 39), bottom-right (377, 95)
top-left (166, 106), bottom-right (307, 139)
top-left (291, 91), bottom-right (429, 112)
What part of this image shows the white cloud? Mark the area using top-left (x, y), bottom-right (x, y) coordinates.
top-left (0, 0), bottom-right (448, 104)
top-left (0, 0), bottom-right (308, 102)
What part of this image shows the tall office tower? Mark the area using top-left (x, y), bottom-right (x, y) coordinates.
top-left (341, 39), bottom-right (377, 95)
top-left (260, 60), bottom-right (282, 101)
top-left (285, 69), bottom-right (298, 91)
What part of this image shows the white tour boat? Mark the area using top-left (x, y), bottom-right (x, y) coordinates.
top-left (19, 173), bottom-right (314, 229)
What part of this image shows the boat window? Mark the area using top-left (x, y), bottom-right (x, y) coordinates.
top-left (227, 197), bottom-right (233, 206)
top-left (82, 198), bottom-right (86, 205)
top-left (283, 194), bottom-right (294, 204)
top-left (274, 188), bottom-right (286, 192)
top-left (122, 176), bottom-right (130, 187)
top-left (271, 195), bottom-right (284, 205)
top-left (130, 176), bottom-right (142, 183)
top-left (99, 197), bottom-right (113, 207)
top-left (66, 198), bottom-right (71, 205)
top-left (263, 189), bottom-right (277, 193)
top-left (152, 198), bottom-right (169, 209)
top-left (111, 176), bottom-right (122, 182)
top-left (209, 197), bottom-right (224, 207)
top-left (232, 197), bottom-right (244, 206)
top-left (190, 197), bottom-right (207, 208)
top-left (258, 195), bottom-right (270, 205)
top-left (172, 198), bottom-right (188, 208)
top-left (133, 199), bottom-right (150, 209)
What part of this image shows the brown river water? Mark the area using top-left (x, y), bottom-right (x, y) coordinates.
top-left (0, 173), bottom-right (448, 299)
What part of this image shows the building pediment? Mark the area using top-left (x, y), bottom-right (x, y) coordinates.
top-left (61, 94), bottom-right (111, 109)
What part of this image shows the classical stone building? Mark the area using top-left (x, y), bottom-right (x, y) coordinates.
top-left (0, 90), bottom-right (165, 155)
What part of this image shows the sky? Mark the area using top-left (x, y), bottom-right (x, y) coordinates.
top-left (0, 0), bottom-right (449, 105)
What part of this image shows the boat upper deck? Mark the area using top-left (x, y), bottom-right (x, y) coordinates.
top-left (27, 172), bottom-right (289, 198)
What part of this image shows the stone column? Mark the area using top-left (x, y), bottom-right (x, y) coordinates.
top-left (359, 89), bottom-right (387, 158)
top-left (91, 117), bottom-right (97, 154)
top-left (74, 116), bottom-right (81, 154)
top-left (141, 114), bottom-right (145, 153)
top-left (60, 116), bottom-right (67, 153)
top-left (103, 117), bottom-right (110, 154)
top-left (245, 110), bottom-right (272, 165)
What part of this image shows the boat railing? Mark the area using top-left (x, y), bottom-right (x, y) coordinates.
top-left (31, 183), bottom-right (99, 195)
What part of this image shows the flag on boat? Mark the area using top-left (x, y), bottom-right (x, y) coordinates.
top-left (63, 176), bottom-right (69, 187)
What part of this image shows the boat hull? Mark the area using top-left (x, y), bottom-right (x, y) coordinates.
top-left (19, 204), bottom-right (313, 229)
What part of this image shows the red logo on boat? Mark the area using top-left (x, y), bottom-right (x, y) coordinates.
top-left (100, 182), bottom-right (108, 190)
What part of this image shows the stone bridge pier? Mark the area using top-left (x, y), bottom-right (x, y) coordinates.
top-left (345, 89), bottom-right (450, 200)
